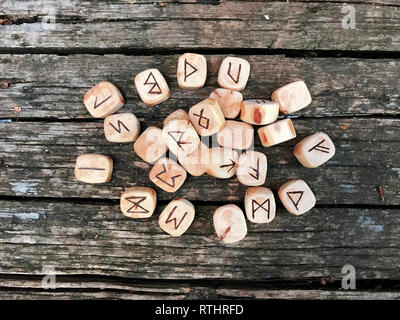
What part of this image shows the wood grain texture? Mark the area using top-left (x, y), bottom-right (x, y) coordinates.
top-left (1, 277), bottom-right (399, 300)
top-left (1, 0), bottom-right (399, 300)
top-left (0, 200), bottom-right (399, 281)
top-left (0, 118), bottom-right (398, 205)
top-left (0, 54), bottom-right (398, 119)
top-left (216, 289), bottom-right (400, 300)
top-left (0, 1), bottom-right (399, 51)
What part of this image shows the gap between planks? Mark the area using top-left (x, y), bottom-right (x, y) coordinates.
top-left (0, 195), bottom-right (399, 210)
top-left (0, 48), bottom-right (400, 59)
top-left (0, 274), bottom-right (399, 300)
top-left (2, 114), bottom-right (400, 123)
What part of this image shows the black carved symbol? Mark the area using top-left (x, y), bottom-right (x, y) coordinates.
top-left (287, 191), bottom-right (304, 211)
top-left (155, 164), bottom-right (182, 188)
top-left (227, 62), bottom-right (241, 84)
top-left (78, 167), bottom-right (105, 171)
top-left (193, 108), bottom-right (210, 129)
top-left (125, 196), bottom-right (149, 214)
top-left (220, 159), bottom-right (236, 173)
top-left (144, 72), bottom-right (162, 94)
top-left (165, 206), bottom-right (188, 230)
top-left (254, 99), bottom-right (267, 104)
top-left (184, 58), bottom-right (198, 82)
top-left (308, 139), bottom-right (330, 154)
top-left (93, 95), bottom-right (112, 109)
top-left (109, 120), bottom-right (130, 133)
top-left (248, 158), bottom-right (260, 180)
top-left (252, 199), bottom-right (270, 219)
top-left (168, 131), bottom-right (192, 151)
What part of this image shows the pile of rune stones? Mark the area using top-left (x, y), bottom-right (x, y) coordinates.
top-left (75, 54), bottom-right (335, 243)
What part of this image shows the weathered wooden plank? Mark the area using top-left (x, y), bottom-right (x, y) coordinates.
top-left (0, 54), bottom-right (398, 119)
top-left (0, 276), bottom-right (213, 300)
top-left (1, 2), bottom-right (399, 51)
top-left (0, 200), bottom-right (399, 281)
top-left (1, 277), bottom-right (399, 300)
top-left (0, 118), bottom-right (398, 205)
top-left (2, 0), bottom-right (399, 18)
top-left (216, 289), bottom-right (400, 300)
top-left (2, 0), bottom-right (399, 20)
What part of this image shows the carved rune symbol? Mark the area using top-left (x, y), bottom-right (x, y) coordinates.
top-left (155, 164), bottom-right (182, 187)
top-left (193, 108), bottom-right (210, 129)
top-left (248, 158), bottom-right (260, 180)
top-left (144, 72), bottom-right (162, 94)
top-left (125, 196), bottom-right (149, 214)
top-left (184, 59), bottom-right (198, 82)
top-left (93, 95), bottom-right (112, 109)
top-left (109, 120), bottom-right (130, 133)
top-left (220, 159), bottom-right (236, 173)
top-left (287, 191), bottom-right (304, 211)
top-left (219, 226), bottom-right (231, 241)
top-left (168, 131), bottom-right (192, 151)
top-left (308, 139), bottom-right (330, 154)
top-left (252, 199), bottom-right (270, 219)
top-left (254, 99), bottom-right (267, 104)
top-left (227, 62), bottom-right (241, 84)
top-left (165, 206), bottom-right (188, 230)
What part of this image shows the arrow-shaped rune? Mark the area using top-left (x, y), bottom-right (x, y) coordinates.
top-left (220, 159), bottom-right (236, 173)
top-left (168, 131), bottom-right (192, 151)
top-left (155, 164), bottom-right (182, 187)
top-left (184, 58), bottom-right (198, 81)
top-left (93, 95), bottom-right (112, 109)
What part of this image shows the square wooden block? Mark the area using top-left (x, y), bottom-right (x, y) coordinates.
top-left (189, 98), bottom-right (226, 136)
top-left (159, 198), bottom-right (195, 237)
top-left (237, 151), bottom-right (267, 186)
top-left (149, 157), bottom-right (187, 193)
top-left (177, 53), bottom-right (207, 89)
top-left (207, 147), bottom-right (238, 179)
top-left (218, 57), bottom-right (250, 91)
top-left (294, 132), bottom-right (335, 168)
top-left (178, 142), bottom-right (209, 177)
top-left (216, 120), bottom-right (253, 150)
top-left (213, 204), bottom-right (247, 243)
top-left (258, 118), bottom-right (296, 147)
top-left (75, 154), bottom-right (113, 183)
top-left (271, 80), bottom-right (312, 114)
top-left (134, 126), bottom-right (168, 164)
top-left (83, 81), bottom-right (124, 118)
top-left (163, 109), bottom-right (191, 126)
top-left (120, 187), bottom-right (157, 219)
top-left (278, 179), bottom-right (316, 215)
top-left (163, 119), bottom-right (200, 158)
top-left (134, 68), bottom-right (170, 106)
top-left (209, 88), bottom-right (243, 119)
top-left (244, 187), bottom-right (276, 224)
top-left (240, 99), bottom-right (279, 125)
top-left (104, 113), bottom-right (140, 143)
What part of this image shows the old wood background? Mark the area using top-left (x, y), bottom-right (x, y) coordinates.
top-left (0, 0), bottom-right (399, 300)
